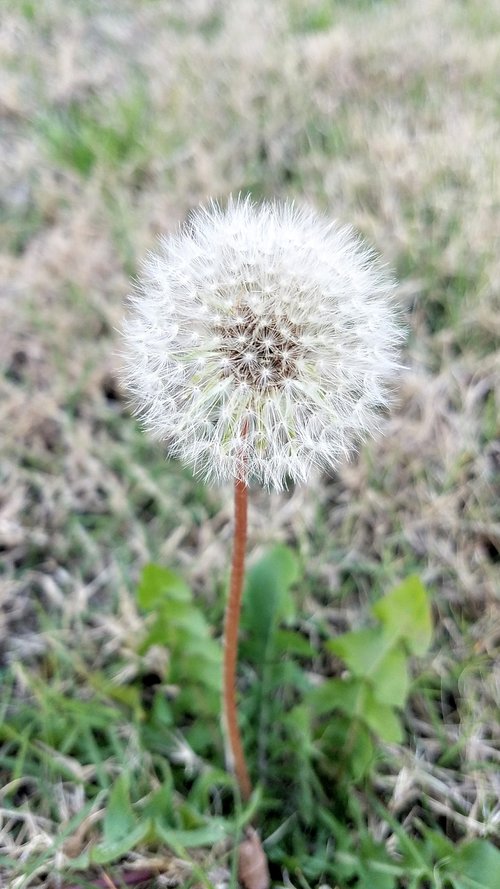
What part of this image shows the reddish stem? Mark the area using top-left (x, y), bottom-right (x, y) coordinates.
top-left (223, 477), bottom-right (252, 801)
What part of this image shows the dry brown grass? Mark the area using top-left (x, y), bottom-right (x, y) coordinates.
top-left (1, 0), bottom-right (499, 884)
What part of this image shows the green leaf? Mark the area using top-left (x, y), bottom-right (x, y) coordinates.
top-left (311, 678), bottom-right (403, 743)
top-left (164, 603), bottom-right (209, 634)
top-left (242, 545), bottom-right (300, 663)
top-left (361, 688), bottom-right (404, 744)
top-left (135, 562), bottom-right (222, 717)
top-left (177, 654), bottom-right (221, 691)
top-left (275, 628), bottom-right (315, 657)
top-left (328, 627), bottom-right (410, 711)
top-left (137, 564), bottom-right (191, 610)
top-left (141, 778), bottom-right (175, 827)
top-left (372, 575), bottom-right (432, 656)
top-left (155, 820), bottom-right (229, 849)
top-left (150, 692), bottom-right (174, 727)
top-left (452, 840), bottom-right (500, 889)
top-left (420, 825), bottom-right (454, 860)
top-left (328, 627), bottom-right (384, 674)
top-left (371, 644), bottom-right (409, 709)
top-left (90, 821), bottom-right (151, 865)
top-left (319, 715), bottom-right (375, 780)
top-left (89, 776), bottom-right (152, 865)
top-left (102, 775), bottom-right (136, 846)
top-left (348, 721), bottom-right (376, 780)
top-left (359, 835), bottom-right (400, 889)
top-left (308, 677), bottom-right (365, 718)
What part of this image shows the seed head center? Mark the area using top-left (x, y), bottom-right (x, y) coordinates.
top-left (214, 303), bottom-right (302, 390)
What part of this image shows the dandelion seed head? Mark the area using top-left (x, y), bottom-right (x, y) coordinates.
top-left (122, 196), bottom-right (403, 489)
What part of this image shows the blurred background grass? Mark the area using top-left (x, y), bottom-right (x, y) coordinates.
top-left (0, 0), bottom-right (499, 886)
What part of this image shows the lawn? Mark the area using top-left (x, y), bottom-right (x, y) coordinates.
top-left (0, 0), bottom-right (499, 887)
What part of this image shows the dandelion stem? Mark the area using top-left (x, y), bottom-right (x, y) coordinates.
top-left (223, 476), bottom-right (252, 801)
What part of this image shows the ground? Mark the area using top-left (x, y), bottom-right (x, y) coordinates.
top-left (0, 1), bottom-right (499, 887)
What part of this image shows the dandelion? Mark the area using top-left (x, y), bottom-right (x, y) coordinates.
top-left (124, 197), bottom-right (401, 491)
top-left (122, 196), bottom-right (403, 803)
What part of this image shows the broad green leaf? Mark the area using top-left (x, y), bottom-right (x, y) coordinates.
top-left (372, 575), bottom-right (432, 656)
top-left (452, 840), bottom-right (500, 889)
top-left (138, 563), bottom-right (191, 610)
top-left (181, 633), bottom-right (221, 659)
top-left (136, 562), bottom-right (222, 716)
top-left (140, 624), bottom-right (170, 652)
top-left (308, 677), bottom-right (365, 718)
top-left (312, 674), bottom-right (403, 750)
top-left (371, 644), bottom-right (409, 709)
top-left (177, 654), bottom-right (221, 691)
top-left (242, 545), bottom-right (300, 663)
top-left (349, 721), bottom-right (375, 780)
top-left (102, 775), bottom-right (136, 845)
top-left (362, 688), bottom-right (403, 744)
top-left (275, 628), bottom-right (315, 657)
top-left (328, 627), bottom-right (385, 674)
top-left (420, 825), bottom-right (454, 859)
top-left (326, 628), bottom-right (409, 707)
top-left (319, 715), bottom-right (375, 780)
top-left (165, 605), bottom-right (210, 635)
top-left (328, 628), bottom-right (409, 709)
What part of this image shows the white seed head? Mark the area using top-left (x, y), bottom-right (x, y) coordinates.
top-left (122, 196), bottom-right (403, 490)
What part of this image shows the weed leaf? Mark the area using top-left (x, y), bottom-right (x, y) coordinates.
top-left (138, 564), bottom-right (191, 609)
top-left (361, 688), bottom-right (404, 744)
top-left (370, 644), bottom-right (409, 708)
top-left (155, 820), bottom-right (229, 849)
top-left (328, 627), bottom-right (387, 673)
top-left (452, 839), bottom-right (500, 889)
top-left (242, 545), bottom-right (299, 663)
top-left (102, 775), bottom-right (136, 845)
top-left (90, 822), bottom-right (151, 865)
top-left (373, 575), bottom-right (432, 656)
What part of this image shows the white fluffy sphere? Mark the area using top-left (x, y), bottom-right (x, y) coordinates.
top-left (122, 197), bottom-right (403, 490)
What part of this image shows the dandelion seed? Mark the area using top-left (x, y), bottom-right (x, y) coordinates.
top-left (122, 196), bottom-right (402, 492)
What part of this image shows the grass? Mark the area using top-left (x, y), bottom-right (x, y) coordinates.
top-left (0, 0), bottom-right (499, 886)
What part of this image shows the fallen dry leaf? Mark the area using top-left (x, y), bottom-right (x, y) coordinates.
top-left (238, 827), bottom-right (270, 889)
